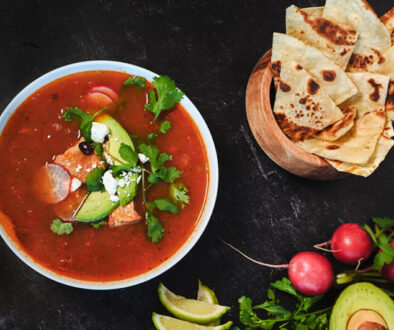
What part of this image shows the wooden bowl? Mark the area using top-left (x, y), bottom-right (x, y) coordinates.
top-left (245, 50), bottom-right (346, 180)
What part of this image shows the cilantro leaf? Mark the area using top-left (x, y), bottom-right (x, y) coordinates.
top-left (111, 164), bottom-right (132, 177)
top-left (85, 168), bottom-right (105, 191)
top-left (145, 76), bottom-right (184, 122)
top-left (123, 76), bottom-right (146, 88)
top-left (146, 212), bottom-right (164, 243)
top-left (171, 183), bottom-right (190, 207)
top-left (372, 217), bottom-right (394, 230)
top-left (148, 167), bottom-right (181, 184)
top-left (147, 132), bottom-right (158, 142)
top-left (271, 278), bottom-right (299, 298)
top-left (63, 106), bottom-right (111, 141)
top-left (92, 142), bottom-right (106, 163)
top-left (160, 121), bottom-right (172, 134)
top-left (91, 220), bottom-right (106, 229)
top-left (153, 199), bottom-right (179, 214)
top-left (253, 300), bottom-right (291, 318)
top-left (373, 234), bottom-right (394, 269)
top-left (119, 143), bottom-right (138, 166)
top-left (50, 219), bottom-right (73, 235)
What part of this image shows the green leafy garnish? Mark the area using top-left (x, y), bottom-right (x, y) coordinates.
top-left (363, 217), bottom-right (394, 270)
top-left (160, 121), bottom-right (172, 134)
top-left (119, 143), bottom-right (138, 167)
top-left (111, 164), bottom-right (132, 176)
top-left (146, 211), bottom-right (164, 243)
top-left (91, 220), bottom-right (106, 229)
top-left (123, 76), bottom-right (146, 88)
top-left (63, 106), bottom-right (111, 141)
top-left (139, 143), bottom-right (181, 183)
top-left (85, 168), bottom-right (105, 191)
top-left (50, 219), bottom-right (74, 235)
top-left (153, 199), bottom-right (179, 214)
top-left (170, 183), bottom-right (190, 208)
top-left (92, 142), bottom-right (106, 163)
top-left (145, 76), bottom-right (184, 122)
top-left (147, 132), bottom-right (158, 142)
top-left (238, 278), bottom-right (330, 329)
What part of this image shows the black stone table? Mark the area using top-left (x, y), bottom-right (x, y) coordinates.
top-left (0, 1), bottom-right (392, 329)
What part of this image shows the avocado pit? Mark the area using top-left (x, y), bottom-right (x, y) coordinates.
top-left (347, 310), bottom-right (387, 330)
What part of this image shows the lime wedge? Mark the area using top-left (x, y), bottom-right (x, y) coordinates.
top-left (197, 280), bottom-right (220, 326)
top-left (197, 280), bottom-right (219, 304)
top-left (152, 313), bottom-right (233, 330)
top-left (158, 283), bottom-right (230, 324)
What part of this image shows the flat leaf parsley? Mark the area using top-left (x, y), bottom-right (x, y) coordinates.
top-left (145, 76), bottom-right (184, 122)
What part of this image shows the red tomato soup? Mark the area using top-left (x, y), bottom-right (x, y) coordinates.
top-left (0, 71), bottom-right (208, 281)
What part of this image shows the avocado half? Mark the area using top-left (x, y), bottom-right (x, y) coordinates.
top-left (330, 282), bottom-right (394, 330)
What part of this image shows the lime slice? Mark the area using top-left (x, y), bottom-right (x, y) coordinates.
top-left (197, 280), bottom-right (220, 326)
top-left (158, 283), bottom-right (230, 324)
top-left (152, 313), bottom-right (233, 330)
top-left (197, 280), bottom-right (219, 304)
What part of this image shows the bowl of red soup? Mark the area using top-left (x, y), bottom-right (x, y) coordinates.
top-left (0, 61), bottom-right (218, 289)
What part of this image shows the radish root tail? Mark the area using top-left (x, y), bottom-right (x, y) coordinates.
top-left (313, 241), bottom-right (340, 253)
top-left (220, 239), bottom-right (289, 269)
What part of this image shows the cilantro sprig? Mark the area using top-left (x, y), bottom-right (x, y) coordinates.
top-left (145, 76), bottom-right (184, 122)
top-left (138, 143), bottom-right (181, 184)
top-left (62, 105), bottom-right (113, 142)
top-left (123, 76), bottom-right (146, 88)
top-left (85, 168), bottom-right (105, 192)
top-left (50, 219), bottom-right (74, 235)
top-left (170, 183), bottom-right (190, 208)
top-left (363, 217), bottom-right (394, 270)
top-left (239, 278), bottom-right (330, 329)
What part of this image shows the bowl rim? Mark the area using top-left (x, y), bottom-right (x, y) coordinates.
top-left (0, 60), bottom-right (219, 290)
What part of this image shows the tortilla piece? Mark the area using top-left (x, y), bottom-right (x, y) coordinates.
top-left (301, 6), bottom-right (324, 17)
top-left (286, 5), bottom-right (358, 69)
top-left (273, 60), bottom-right (344, 142)
top-left (323, 0), bottom-right (391, 72)
top-left (381, 7), bottom-right (394, 44)
top-left (315, 106), bottom-right (356, 141)
top-left (296, 73), bottom-right (389, 163)
top-left (368, 47), bottom-right (394, 119)
top-left (326, 119), bottom-right (394, 177)
top-left (272, 33), bottom-right (358, 104)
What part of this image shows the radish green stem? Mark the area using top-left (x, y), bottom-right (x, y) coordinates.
top-left (220, 239), bottom-right (289, 269)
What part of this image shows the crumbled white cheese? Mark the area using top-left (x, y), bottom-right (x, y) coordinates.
top-left (92, 164), bottom-right (97, 169)
top-left (70, 178), bottom-right (82, 192)
top-left (76, 164), bottom-right (83, 172)
top-left (117, 178), bottom-right (126, 188)
top-left (102, 170), bottom-right (118, 195)
top-left (138, 153), bottom-right (149, 163)
top-left (85, 168), bottom-right (91, 173)
top-left (91, 122), bottom-right (110, 143)
top-left (109, 195), bottom-right (120, 202)
top-left (114, 137), bottom-right (119, 142)
top-left (103, 151), bottom-right (114, 165)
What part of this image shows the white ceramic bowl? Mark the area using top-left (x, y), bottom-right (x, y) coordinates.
top-left (0, 61), bottom-right (219, 289)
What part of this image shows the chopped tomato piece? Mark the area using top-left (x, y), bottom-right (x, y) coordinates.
top-left (108, 202), bottom-right (142, 228)
top-left (53, 186), bottom-right (88, 221)
top-left (54, 139), bottom-right (104, 182)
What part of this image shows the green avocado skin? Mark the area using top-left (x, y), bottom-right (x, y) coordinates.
top-left (75, 114), bottom-right (138, 222)
top-left (329, 282), bottom-right (394, 330)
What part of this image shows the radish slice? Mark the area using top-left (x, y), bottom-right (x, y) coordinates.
top-left (53, 186), bottom-right (88, 221)
top-left (90, 86), bottom-right (119, 103)
top-left (33, 164), bottom-right (71, 204)
top-left (85, 91), bottom-right (114, 109)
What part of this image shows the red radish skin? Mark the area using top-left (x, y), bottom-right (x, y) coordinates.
top-left (90, 86), bottom-right (119, 103)
top-left (222, 241), bottom-right (333, 296)
top-left (379, 241), bottom-right (394, 281)
top-left (84, 86), bottom-right (119, 110)
top-left (288, 252), bottom-right (333, 296)
top-left (33, 164), bottom-right (71, 204)
top-left (315, 223), bottom-right (374, 265)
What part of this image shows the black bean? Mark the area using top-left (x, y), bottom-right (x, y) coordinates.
top-left (79, 141), bottom-right (93, 155)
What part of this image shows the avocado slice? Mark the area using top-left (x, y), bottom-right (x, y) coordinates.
top-left (75, 190), bottom-right (118, 222)
top-left (96, 114), bottom-right (134, 165)
top-left (330, 282), bottom-right (394, 330)
top-left (75, 115), bottom-right (139, 221)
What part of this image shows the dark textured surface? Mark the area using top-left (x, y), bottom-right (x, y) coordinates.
top-left (0, 0), bottom-right (393, 329)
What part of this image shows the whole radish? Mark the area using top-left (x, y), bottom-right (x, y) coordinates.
top-left (378, 241), bottom-right (394, 281)
top-left (222, 241), bottom-right (333, 296)
top-left (314, 223), bottom-right (373, 265)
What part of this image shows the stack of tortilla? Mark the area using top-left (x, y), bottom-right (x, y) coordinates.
top-left (272, 0), bottom-right (394, 177)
